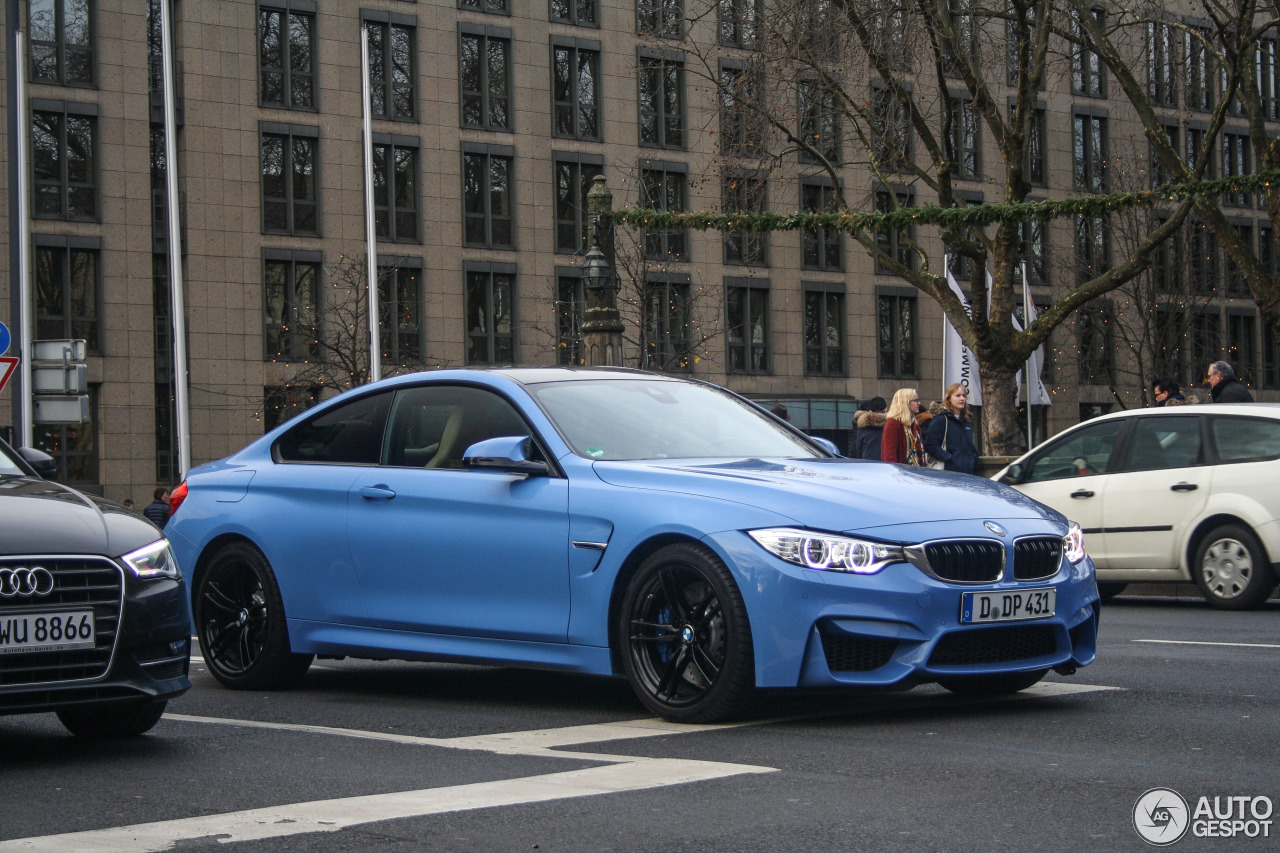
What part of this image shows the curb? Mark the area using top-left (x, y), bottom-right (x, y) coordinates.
top-left (1116, 582), bottom-right (1280, 601)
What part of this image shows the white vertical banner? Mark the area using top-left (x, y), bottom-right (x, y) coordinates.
top-left (942, 266), bottom-right (983, 406)
top-left (1014, 277), bottom-right (1052, 407)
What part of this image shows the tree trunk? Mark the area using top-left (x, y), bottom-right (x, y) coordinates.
top-left (978, 363), bottom-right (1022, 458)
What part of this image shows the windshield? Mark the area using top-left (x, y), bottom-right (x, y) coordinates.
top-left (529, 378), bottom-right (824, 461)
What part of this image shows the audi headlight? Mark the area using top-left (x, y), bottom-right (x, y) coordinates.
top-left (122, 539), bottom-right (181, 579)
top-left (1063, 522), bottom-right (1086, 565)
top-left (748, 528), bottom-right (905, 574)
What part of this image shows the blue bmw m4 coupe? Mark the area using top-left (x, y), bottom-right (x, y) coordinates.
top-left (166, 368), bottom-right (1099, 722)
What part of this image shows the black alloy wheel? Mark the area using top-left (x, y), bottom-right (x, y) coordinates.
top-left (619, 542), bottom-right (755, 723)
top-left (195, 541), bottom-right (311, 689)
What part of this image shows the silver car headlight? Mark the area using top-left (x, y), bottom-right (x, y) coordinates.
top-left (122, 539), bottom-right (181, 579)
top-left (1063, 522), bottom-right (1086, 565)
top-left (748, 527), bottom-right (905, 574)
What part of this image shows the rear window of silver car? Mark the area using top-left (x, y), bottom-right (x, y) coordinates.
top-left (1211, 416), bottom-right (1280, 463)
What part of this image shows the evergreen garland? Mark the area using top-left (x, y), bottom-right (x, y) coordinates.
top-left (608, 171), bottom-right (1280, 233)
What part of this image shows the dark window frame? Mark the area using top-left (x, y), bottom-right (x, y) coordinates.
top-left (554, 153), bottom-right (604, 254)
top-left (719, 0), bottom-right (762, 49)
top-left (29, 0), bottom-right (95, 87)
top-left (363, 11), bottom-right (418, 122)
top-left (555, 267), bottom-right (586, 365)
top-left (636, 0), bottom-right (683, 38)
top-left (725, 276), bottom-right (770, 375)
top-left (373, 133), bottom-right (420, 243)
top-left (722, 170), bottom-right (768, 267)
top-left (802, 178), bottom-right (842, 272)
top-left (31, 100), bottom-right (98, 222)
top-left (260, 122), bottom-right (320, 236)
top-left (642, 273), bottom-right (692, 372)
top-left (640, 160), bottom-right (688, 261)
top-left (460, 25), bottom-right (513, 132)
top-left (258, 0), bottom-right (317, 111)
top-left (464, 262), bottom-right (517, 365)
top-left (551, 0), bottom-right (599, 28)
top-left (1072, 110), bottom-right (1108, 193)
top-left (33, 234), bottom-right (102, 355)
top-left (638, 49), bottom-right (686, 150)
top-left (552, 38), bottom-right (602, 141)
top-left (877, 287), bottom-right (918, 379)
top-left (462, 144), bottom-right (516, 249)
top-left (263, 248), bottom-right (322, 362)
top-left (377, 258), bottom-right (426, 365)
top-left (803, 281), bottom-right (846, 377)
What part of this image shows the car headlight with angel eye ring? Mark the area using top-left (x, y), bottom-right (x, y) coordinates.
top-left (748, 528), bottom-right (905, 574)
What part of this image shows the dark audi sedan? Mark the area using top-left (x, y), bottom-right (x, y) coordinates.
top-left (0, 439), bottom-right (190, 736)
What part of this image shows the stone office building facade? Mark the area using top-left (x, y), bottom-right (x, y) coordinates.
top-left (1, 0), bottom-right (1276, 499)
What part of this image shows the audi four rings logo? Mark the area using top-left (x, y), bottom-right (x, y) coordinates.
top-left (0, 567), bottom-right (56, 598)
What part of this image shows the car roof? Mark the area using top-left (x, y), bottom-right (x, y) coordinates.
top-left (1084, 402), bottom-right (1280, 424)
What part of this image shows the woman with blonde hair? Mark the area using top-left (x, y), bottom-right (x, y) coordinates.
top-left (923, 382), bottom-right (978, 473)
top-left (880, 387), bottom-right (924, 465)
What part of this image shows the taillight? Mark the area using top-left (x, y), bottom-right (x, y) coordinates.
top-left (169, 481), bottom-right (188, 517)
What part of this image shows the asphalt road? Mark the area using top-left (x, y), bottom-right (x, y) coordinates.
top-left (2, 595), bottom-right (1277, 852)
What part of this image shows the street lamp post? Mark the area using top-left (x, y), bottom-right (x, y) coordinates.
top-left (581, 176), bottom-right (624, 367)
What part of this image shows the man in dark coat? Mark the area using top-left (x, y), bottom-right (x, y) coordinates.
top-left (851, 397), bottom-right (887, 460)
top-left (1151, 377), bottom-right (1185, 407)
top-left (143, 486), bottom-right (170, 527)
top-left (1207, 361), bottom-right (1254, 403)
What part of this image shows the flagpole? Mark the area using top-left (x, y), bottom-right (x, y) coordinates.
top-left (1022, 260), bottom-right (1034, 449)
top-left (941, 254), bottom-right (949, 398)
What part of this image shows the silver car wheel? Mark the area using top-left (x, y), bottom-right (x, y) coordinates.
top-left (1200, 537), bottom-right (1254, 600)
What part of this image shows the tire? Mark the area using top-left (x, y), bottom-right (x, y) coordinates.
top-left (1194, 524), bottom-right (1277, 610)
top-left (618, 542), bottom-right (755, 723)
top-left (1096, 582), bottom-right (1128, 602)
top-left (57, 701), bottom-right (167, 738)
top-left (195, 541), bottom-right (312, 689)
top-left (937, 668), bottom-right (1049, 697)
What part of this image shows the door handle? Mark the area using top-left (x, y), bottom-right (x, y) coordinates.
top-left (359, 485), bottom-right (396, 500)
top-left (1070, 490), bottom-right (1095, 499)
top-left (1171, 483), bottom-right (1199, 492)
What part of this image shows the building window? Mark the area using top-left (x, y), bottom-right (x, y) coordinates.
top-left (264, 255), bottom-right (320, 361)
top-left (552, 0), bottom-right (598, 26)
top-left (1222, 132), bottom-right (1251, 207)
top-left (1227, 312), bottom-right (1258, 385)
top-left (1077, 302), bottom-right (1113, 385)
top-left (1147, 21), bottom-right (1176, 107)
top-left (642, 276), bottom-right (691, 371)
top-left (1191, 309), bottom-right (1221, 381)
top-left (1026, 107), bottom-right (1047, 186)
top-left (1225, 224), bottom-right (1252, 296)
top-left (29, 0), bottom-right (93, 86)
top-left (719, 63), bottom-right (764, 155)
top-left (465, 266), bottom-right (515, 364)
top-left (875, 189), bottom-right (916, 275)
top-left (1076, 214), bottom-right (1110, 283)
top-left (1260, 37), bottom-right (1280, 121)
top-left (804, 286), bottom-right (845, 376)
top-left (35, 242), bottom-right (100, 353)
top-left (554, 156), bottom-right (603, 254)
top-left (459, 0), bottom-right (510, 14)
top-left (463, 148), bottom-right (514, 248)
top-left (1260, 224), bottom-right (1276, 281)
top-left (373, 140), bottom-right (418, 242)
top-left (944, 0), bottom-right (978, 76)
top-left (553, 43), bottom-right (600, 140)
top-left (638, 54), bottom-right (685, 149)
top-left (1071, 8), bottom-right (1105, 97)
top-left (798, 80), bottom-right (840, 163)
top-left (1151, 124), bottom-right (1178, 188)
top-left (637, 0), bottom-right (682, 38)
top-left (726, 279), bottom-right (769, 374)
top-left (1186, 126), bottom-right (1213, 178)
top-left (365, 18), bottom-right (416, 121)
top-left (460, 30), bottom-right (511, 131)
top-left (719, 0), bottom-right (761, 49)
top-left (640, 164), bottom-right (687, 261)
top-left (802, 180), bottom-right (842, 271)
top-left (1188, 218), bottom-right (1219, 294)
top-left (947, 96), bottom-right (980, 179)
top-left (1265, 323), bottom-right (1279, 389)
top-left (1019, 217), bottom-right (1048, 287)
top-left (35, 387), bottom-right (97, 485)
top-left (1185, 26), bottom-right (1213, 111)
top-left (378, 262), bottom-right (424, 364)
top-left (723, 172), bottom-right (767, 266)
top-left (261, 127), bottom-right (318, 235)
top-left (556, 273), bottom-right (585, 365)
top-left (878, 291), bottom-right (917, 379)
top-left (1153, 218), bottom-right (1180, 292)
top-left (263, 385), bottom-right (320, 432)
top-left (32, 106), bottom-right (96, 221)
top-left (1072, 113), bottom-right (1107, 192)
top-left (872, 85), bottom-right (911, 172)
top-left (259, 2), bottom-right (314, 110)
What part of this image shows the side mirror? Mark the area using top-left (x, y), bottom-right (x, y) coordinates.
top-left (1000, 463), bottom-right (1024, 485)
top-left (808, 436), bottom-right (842, 457)
top-left (463, 435), bottom-right (549, 475)
top-left (18, 447), bottom-right (57, 480)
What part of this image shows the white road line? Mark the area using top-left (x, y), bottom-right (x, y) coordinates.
top-left (1134, 639), bottom-right (1280, 650)
top-left (0, 760), bottom-right (774, 853)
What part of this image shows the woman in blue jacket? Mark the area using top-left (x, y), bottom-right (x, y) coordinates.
top-left (923, 383), bottom-right (977, 474)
